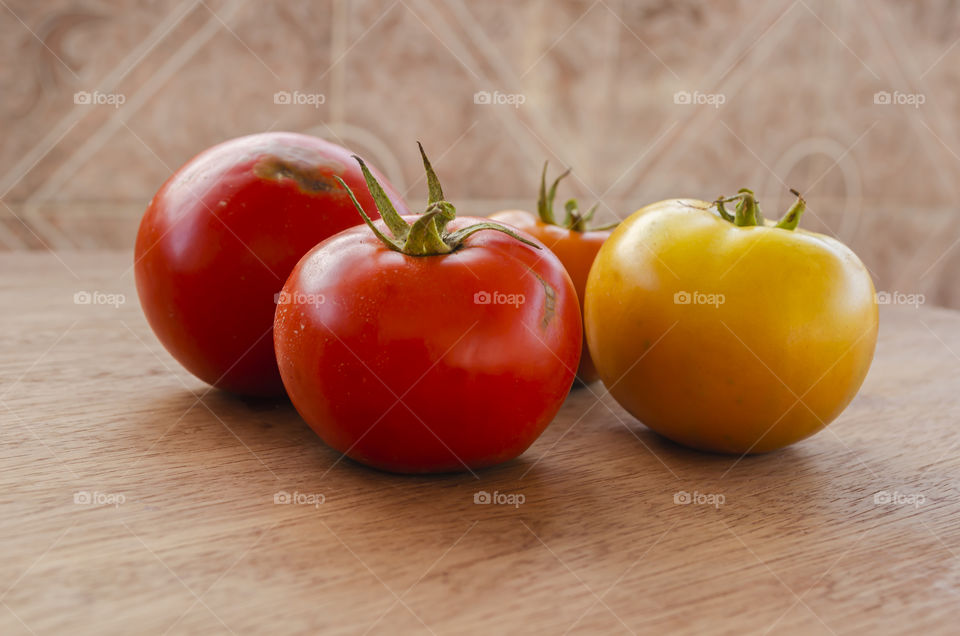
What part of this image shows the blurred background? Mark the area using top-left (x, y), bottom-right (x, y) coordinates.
top-left (1, 0), bottom-right (957, 306)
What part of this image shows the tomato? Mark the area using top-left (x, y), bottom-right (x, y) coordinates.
top-left (585, 189), bottom-right (878, 454)
top-left (135, 132), bottom-right (407, 396)
top-left (274, 144), bottom-right (581, 473)
top-left (491, 164), bottom-right (615, 384)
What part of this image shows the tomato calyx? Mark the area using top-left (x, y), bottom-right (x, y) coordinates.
top-left (537, 162), bottom-right (617, 233)
top-left (335, 143), bottom-right (540, 256)
top-left (713, 188), bottom-right (807, 230)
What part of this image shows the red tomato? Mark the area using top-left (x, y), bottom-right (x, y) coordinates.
top-left (274, 146), bottom-right (581, 473)
top-left (135, 132), bottom-right (408, 396)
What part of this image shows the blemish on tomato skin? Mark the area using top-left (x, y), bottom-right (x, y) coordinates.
top-left (531, 272), bottom-right (557, 330)
top-left (253, 155), bottom-right (339, 194)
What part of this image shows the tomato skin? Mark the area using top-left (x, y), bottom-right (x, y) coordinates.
top-left (585, 199), bottom-right (878, 454)
top-left (274, 216), bottom-right (581, 473)
top-left (134, 132), bottom-right (408, 397)
top-left (490, 210), bottom-right (609, 384)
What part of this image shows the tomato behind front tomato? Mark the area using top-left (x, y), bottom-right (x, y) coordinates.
top-left (135, 132), bottom-right (408, 396)
top-left (275, 146), bottom-right (582, 473)
top-left (491, 164), bottom-right (614, 384)
top-left (490, 211), bottom-right (609, 383)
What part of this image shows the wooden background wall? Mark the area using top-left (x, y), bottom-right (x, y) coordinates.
top-left (2, 0), bottom-right (958, 307)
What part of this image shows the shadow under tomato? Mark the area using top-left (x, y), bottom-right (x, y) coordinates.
top-left (136, 387), bottom-right (549, 487)
top-left (135, 386), bottom-right (313, 456)
top-left (611, 417), bottom-right (847, 524)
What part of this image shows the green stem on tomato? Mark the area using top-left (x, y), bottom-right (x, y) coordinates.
top-left (338, 144), bottom-right (542, 257)
top-left (536, 161), bottom-right (616, 233)
top-left (775, 189), bottom-right (806, 230)
top-left (418, 142), bottom-right (444, 205)
top-left (537, 162), bottom-right (568, 225)
top-left (733, 188), bottom-right (759, 226)
top-left (405, 204), bottom-right (456, 254)
top-left (712, 188), bottom-right (805, 231)
top-left (335, 174), bottom-right (403, 252)
top-left (715, 197), bottom-right (734, 222)
top-left (354, 157), bottom-right (409, 241)
top-left (445, 221), bottom-right (539, 249)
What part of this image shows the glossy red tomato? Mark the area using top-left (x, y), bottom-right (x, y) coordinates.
top-left (135, 132), bottom-right (408, 396)
top-left (274, 145), bottom-right (581, 473)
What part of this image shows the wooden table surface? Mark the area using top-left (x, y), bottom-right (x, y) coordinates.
top-left (1, 251), bottom-right (959, 635)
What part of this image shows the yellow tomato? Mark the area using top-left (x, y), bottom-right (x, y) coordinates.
top-left (584, 190), bottom-right (878, 454)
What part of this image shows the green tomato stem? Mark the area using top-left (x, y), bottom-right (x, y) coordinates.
top-left (338, 145), bottom-right (543, 257)
top-left (712, 188), bottom-right (805, 231)
top-left (418, 142), bottom-right (445, 207)
top-left (405, 204), bottom-right (456, 254)
top-left (354, 156), bottom-right (409, 241)
top-left (733, 189), bottom-right (759, 226)
top-left (537, 162), bottom-right (552, 224)
top-left (715, 198), bottom-right (734, 222)
top-left (445, 221), bottom-right (540, 250)
top-left (335, 175), bottom-right (403, 252)
top-left (775, 189), bottom-right (806, 230)
top-left (535, 161), bottom-right (615, 233)
top-left (564, 199), bottom-right (578, 230)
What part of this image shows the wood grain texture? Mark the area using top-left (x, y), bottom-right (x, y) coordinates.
top-left (1, 251), bottom-right (958, 635)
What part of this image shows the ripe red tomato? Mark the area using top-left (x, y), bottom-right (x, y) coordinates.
top-left (274, 145), bottom-right (581, 473)
top-left (135, 132), bottom-right (408, 396)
